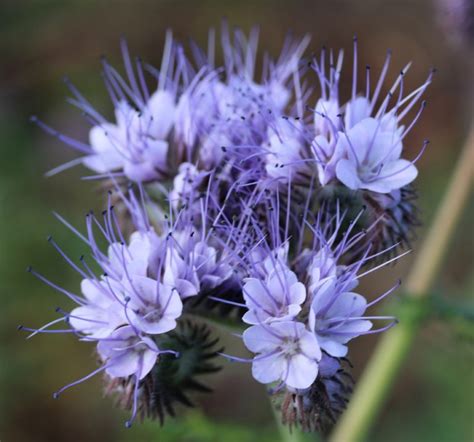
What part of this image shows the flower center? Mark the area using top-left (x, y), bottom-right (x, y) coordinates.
top-left (138, 304), bottom-right (163, 323)
top-left (281, 338), bottom-right (300, 357)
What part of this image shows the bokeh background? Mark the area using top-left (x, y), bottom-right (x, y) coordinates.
top-left (1, 1), bottom-right (473, 441)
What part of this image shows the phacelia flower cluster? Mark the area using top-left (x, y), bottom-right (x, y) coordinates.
top-left (214, 198), bottom-right (400, 429)
top-left (25, 24), bottom-right (431, 433)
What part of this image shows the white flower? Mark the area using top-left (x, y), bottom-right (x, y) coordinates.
top-left (69, 279), bottom-right (126, 339)
top-left (97, 326), bottom-right (158, 380)
top-left (243, 321), bottom-right (321, 389)
top-left (126, 276), bottom-right (183, 335)
top-left (307, 249), bottom-right (338, 296)
top-left (169, 162), bottom-right (207, 208)
top-left (335, 117), bottom-right (417, 193)
top-left (309, 278), bottom-right (372, 357)
top-left (265, 119), bottom-right (307, 183)
top-left (163, 246), bottom-right (200, 299)
top-left (314, 97), bottom-right (340, 136)
top-left (242, 262), bottom-right (306, 325)
top-left (84, 90), bottom-right (175, 182)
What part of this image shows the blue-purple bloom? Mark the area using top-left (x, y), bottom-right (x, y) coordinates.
top-left (23, 185), bottom-right (239, 426)
top-left (308, 278), bottom-right (372, 358)
top-left (221, 194), bottom-right (400, 399)
top-left (242, 259), bottom-right (306, 324)
top-left (26, 25), bottom-right (432, 432)
top-left (84, 90), bottom-right (175, 181)
top-left (310, 42), bottom-right (432, 193)
top-left (243, 321), bottom-right (321, 389)
top-left (254, 41), bottom-right (432, 196)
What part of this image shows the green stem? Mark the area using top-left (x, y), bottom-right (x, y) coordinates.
top-left (329, 125), bottom-right (474, 442)
top-left (270, 398), bottom-right (307, 442)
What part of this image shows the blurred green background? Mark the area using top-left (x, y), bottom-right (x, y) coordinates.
top-left (1, 1), bottom-right (473, 441)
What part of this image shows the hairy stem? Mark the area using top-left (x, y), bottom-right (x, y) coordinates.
top-left (271, 399), bottom-right (308, 442)
top-left (329, 125), bottom-right (474, 442)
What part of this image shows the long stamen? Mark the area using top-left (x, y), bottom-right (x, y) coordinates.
top-left (352, 36), bottom-right (358, 101)
top-left (30, 116), bottom-right (92, 154)
top-left (27, 266), bottom-right (85, 305)
top-left (53, 364), bottom-right (109, 399)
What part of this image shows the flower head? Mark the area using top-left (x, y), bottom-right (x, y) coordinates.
top-left (221, 193), bottom-right (399, 403)
top-left (26, 27), bottom-right (431, 434)
top-left (310, 41), bottom-right (432, 192)
top-left (32, 33), bottom-right (194, 183)
top-left (22, 187), bottom-right (236, 427)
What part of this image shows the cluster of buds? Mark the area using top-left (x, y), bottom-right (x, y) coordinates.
top-left (25, 24), bottom-right (431, 432)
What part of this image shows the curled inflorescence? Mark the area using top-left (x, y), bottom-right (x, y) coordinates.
top-left (24, 24), bottom-right (431, 431)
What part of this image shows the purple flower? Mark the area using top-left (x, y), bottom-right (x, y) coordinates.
top-left (62, 208), bottom-right (183, 338)
top-left (308, 278), bottom-right (372, 357)
top-left (306, 249), bottom-right (338, 294)
top-left (169, 162), bottom-right (208, 208)
top-left (192, 26), bottom-right (309, 171)
top-left (192, 241), bottom-right (233, 292)
top-left (309, 41), bottom-right (431, 192)
top-left (197, 76), bottom-right (286, 171)
top-left (96, 325), bottom-right (174, 428)
top-left (265, 119), bottom-right (309, 184)
top-left (22, 192), bottom-right (194, 427)
top-left (163, 228), bottom-right (233, 299)
top-left (314, 97), bottom-right (341, 136)
top-left (243, 321), bottom-right (321, 390)
top-left (32, 33), bottom-right (190, 183)
top-left (125, 276), bottom-right (183, 334)
top-left (26, 27), bottom-right (430, 432)
top-left (68, 279), bottom-right (126, 339)
top-left (334, 117), bottom-right (418, 193)
top-left (242, 261), bottom-right (306, 324)
top-left (97, 326), bottom-right (159, 380)
top-left (228, 194), bottom-right (401, 376)
top-left (84, 91), bottom-right (175, 182)
top-left (64, 224), bottom-right (168, 341)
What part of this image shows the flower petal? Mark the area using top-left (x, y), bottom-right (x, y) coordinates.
top-left (285, 354), bottom-right (319, 389)
top-left (147, 90), bottom-right (175, 139)
top-left (242, 324), bottom-right (281, 353)
top-left (252, 353), bottom-right (286, 384)
top-left (335, 159), bottom-right (362, 190)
